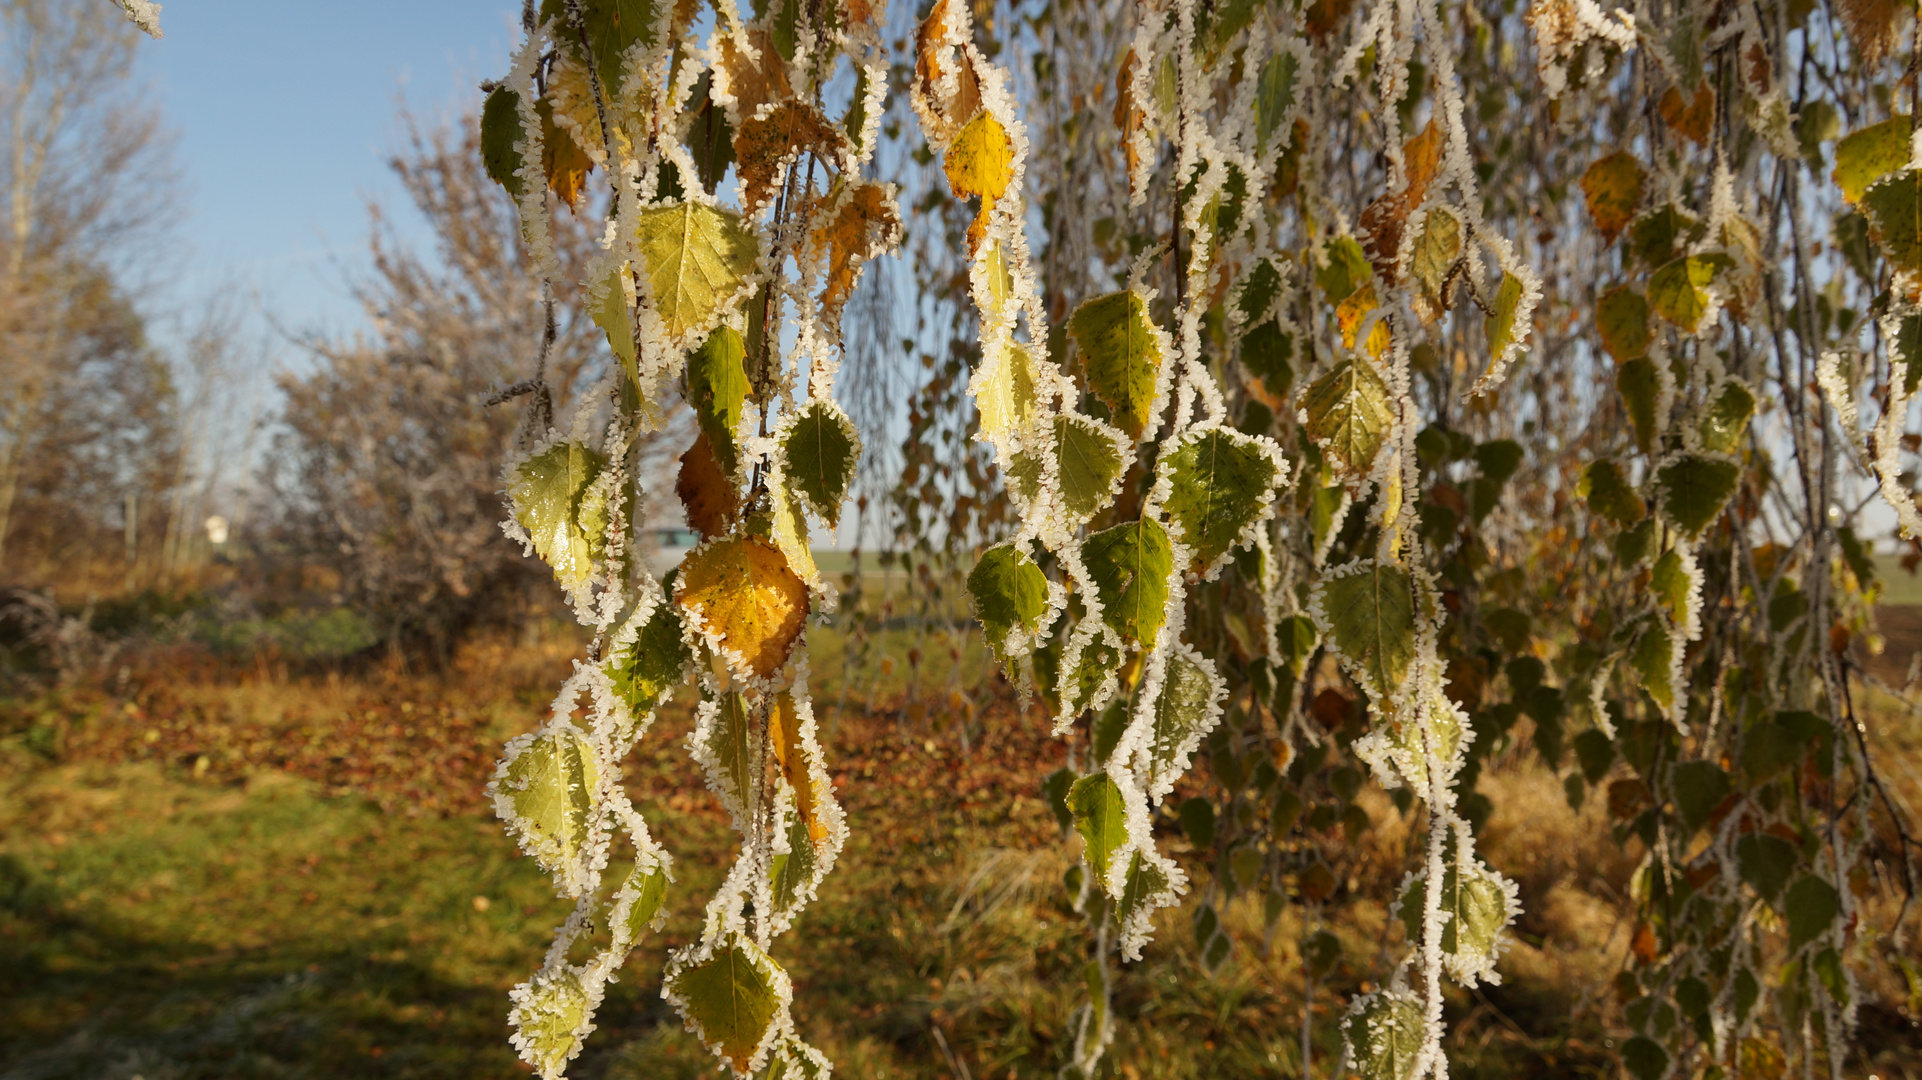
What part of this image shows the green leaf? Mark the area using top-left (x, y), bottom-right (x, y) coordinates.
top-left (1670, 760), bottom-right (1730, 832)
top-left (1736, 832), bottom-right (1798, 900)
top-left (1304, 360), bottom-right (1394, 473)
top-left (1785, 874), bottom-right (1840, 953)
top-left (1616, 518), bottom-right (1656, 565)
top-left (1051, 415), bottom-right (1125, 520)
top-left (1116, 850), bottom-right (1172, 928)
top-left (1394, 856), bottom-right (1511, 974)
top-left (1617, 358), bottom-right (1660, 454)
top-left (1343, 992), bottom-right (1424, 1080)
top-left (1068, 773), bottom-right (1130, 886)
top-left (1861, 168), bottom-right (1922, 272)
top-left (1647, 254), bottom-right (1733, 332)
top-left (1483, 606), bottom-right (1531, 653)
top-left (1178, 795), bottom-right (1216, 850)
top-left (1650, 549), bottom-right (1692, 624)
top-left (542, 0), bottom-right (658, 98)
top-left (510, 442), bottom-right (609, 590)
top-left (1573, 729), bottom-right (1614, 784)
top-left (1069, 290), bottom-right (1164, 439)
top-left (1484, 272), bottom-right (1527, 370)
top-left (1832, 116), bottom-right (1912, 203)
top-left (1474, 439), bottom-right (1525, 486)
top-left (1303, 929), bottom-right (1342, 978)
top-left (497, 726), bottom-right (599, 878)
top-left (510, 968), bottom-right (593, 1077)
top-left (1235, 259), bottom-right (1285, 323)
top-left (481, 87), bottom-right (527, 198)
top-left (1628, 205), bottom-right (1701, 268)
top-left (967, 543), bottom-right (1050, 660)
top-left (665, 939), bottom-right (784, 1074)
top-left (634, 200), bottom-right (759, 345)
top-left (1240, 319), bottom-right (1295, 397)
top-left (1620, 1036), bottom-right (1669, 1080)
top-left (769, 811), bottom-right (816, 911)
top-left (1698, 379), bottom-right (1756, 454)
top-left (593, 264), bottom-right (638, 378)
top-left (781, 400), bottom-right (859, 525)
top-left (1318, 237), bottom-right (1373, 305)
top-left (1656, 453), bottom-right (1740, 538)
top-left (1276, 613), bottom-right (1320, 676)
top-left (1596, 286), bottom-right (1651, 363)
top-left (1159, 429), bottom-right (1280, 568)
top-left (1629, 617), bottom-right (1676, 714)
top-left (1082, 517), bottom-right (1174, 646)
top-left (605, 599), bottom-right (691, 719)
top-left (1149, 650), bottom-right (1221, 781)
top-left (1409, 207), bottom-right (1463, 321)
top-left (1742, 710), bottom-right (1829, 782)
top-left (1041, 767), bottom-right (1075, 831)
top-left (1578, 460), bottom-right (1646, 525)
top-left (621, 864), bottom-right (668, 941)
top-left (688, 326), bottom-right (749, 472)
top-left (703, 692), bottom-right (756, 812)
top-left (1256, 50), bottom-right (1300, 152)
top-left (1316, 561), bottom-right (1417, 697)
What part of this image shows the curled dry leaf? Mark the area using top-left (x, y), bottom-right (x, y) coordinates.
top-left (809, 181), bottom-right (902, 323)
top-left (914, 0), bottom-right (982, 142)
top-left (1359, 121), bottom-right (1444, 281)
top-left (716, 29), bottom-right (794, 125)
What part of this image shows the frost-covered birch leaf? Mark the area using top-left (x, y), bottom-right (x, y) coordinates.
top-left (1058, 627), bottom-right (1121, 715)
top-left (1596, 286), bottom-right (1651, 363)
top-left (1317, 237), bottom-right (1373, 305)
top-left (509, 967), bottom-right (593, 1078)
top-left (781, 401), bottom-right (860, 526)
top-left (767, 691), bottom-right (828, 843)
top-left (1255, 50), bottom-right (1300, 153)
top-left (1160, 429), bottom-right (1281, 568)
top-left (1647, 254), bottom-right (1733, 332)
top-left (665, 939), bottom-right (786, 1074)
top-left (1409, 207), bottom-right (1463, 323)
top-left (1630, 617), bottom-right (1676, 713)
top-left (1304, 360), bottom-right (1393, 474)
top-left (1067, 773), bottom-right (1129, 887)
top-left (717, 29), bottom-right (794, 123)
top-left (1628, 206), bottom-right (1702, 268)
top-left (686, 72), bottom-right (735, 190)
top-left (1861, 169), bottom-right (1922, 272)
top-left (976, 343), bottom-right (1040, 443)
top-left (1668, 760), bottom-right (1730, 833)
top-left (1833, 117), bottom-right (1911, 203)
top-left (1484, 272), bottom-right (1528, 372)
top-left (634, 201), bottom-right (760, 346)
top-left (1116, 850), bottom-right (1172, 926)
top-left (1617, 359), bottom-right (1660, 454)
top-left (945, 111), bottom-right (1014, 250)
top-left (1051, 415), bottom-right (1126, 518)
top-left (1241, 320), bottom-right (1296, 398)
top-left (968, 543), bottom-right (1049, 661)
top-left (541, 0), bottom-right (658, 98)
top-left (1785, 874), bottom-right (1841, 953)
top-left (1656, 453), bottom-right (1740, 538)
top-left (606, 601), bottom-right (692, 717)
top-left (1315, 561), bottom-right (1416, 697)
top-left (811, 181), bottom-right (901, 323)
top-left (1335, 284), bottom-right (1391, 358)
top-left (1276, 613), bottom-right (1319, 676)
top-left (1577, 460), bottom-right (1646, 525)
top-left (1148, 650), bottom-right (1222, 782)
top-left (482, 88), bottom-right (529, 198)
top-left (621, 864), bottom-right (668, 941)
top-left (1580, 151), bottom-right (1645, 242)
top-left (1699, 380), bottom-right (1756, 453)
top-left (1070, 291), bottom-right (1163, 439)
top-left (510, 442), bottom-right (608, 590)
top-left (1342, 991), bottom-right (1424, 1080)
top-left (703, 692), bottom-right (756, 815)
top-left (592, 262), bottom-right (638, 377)
top-left (677, 535), bottom-right (809, 678)
top-left (1395, 859), bottom-right (1514, 979)
top-left (735, 101), bottom-right (848, 213)
top-left (688, 326), bottom-right (749, 471)
top-left (1082, 517), bottom-right (1174, 646)
top-left (1650, 550), bottom-right (1691, 626)
top-left (678, 432), bottom-right (740, 537)
top-left (495, 726), bottom-right (598, 877)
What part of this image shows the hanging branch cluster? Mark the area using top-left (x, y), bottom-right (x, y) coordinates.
top-left (472, 1), bottom-right (895, 1076)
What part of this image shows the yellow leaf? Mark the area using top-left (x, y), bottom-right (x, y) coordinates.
top-left (766, 692), bottom-right (829, 843)
top-left (733, 101), bottom-right (847, 214)
top-left (808, 180), bottom-right (901, 323)
top-left (1336, 283), bottom-right (1391, 358)
top-left (975, 342), bottom-right (1040, 444)
top-left (677, 431), bottom-right (739, 538)
top-left (677, 535), bottom-right (810, 679)
top-left (945, 112), bottom-right (1015, 203)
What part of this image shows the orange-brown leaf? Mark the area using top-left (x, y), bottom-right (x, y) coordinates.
top-left (1359, 121), bottom-right (1444, 281)
top-left (766, 691), bottom-right (828, 843)
top-left (1114, 49), bottom-right (1147, 177)
top-left (913, 0), bottom-right (981, 140)
top-left (676, 535), bottom-right (809, 679)
top-left (1580, 151), bottom-right (1645, 242)
top-left (1838, 0), bottom-right (1900, 66)
top-left (717, 30), bottom-right (793, 124)
top-left (1658, 82), bottom-right (1715, 146)
top-left (677, 432), bottom-right (739, 538)
top-left (734, 100), bottom-right (846, 213)
top-left (810, 181), bottom-right (901, 323)
top-left (1305, 0), bottom-right (1357, 39)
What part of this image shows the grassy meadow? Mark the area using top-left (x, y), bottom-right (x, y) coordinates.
top-left (2, 606), bottom-right (1919, 1080)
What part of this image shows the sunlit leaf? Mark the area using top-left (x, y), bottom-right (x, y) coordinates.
top-left (1860, 168), bottom-right (1922, 272)
top-left (677, 431), bottom-right (739, 537)
top-left (634, 201), bottom-right (760, 346)
top-left (1067, 772), bottom-right (1130, 887)
top-left (510, 442), bottom-right (609, 590)
top-left (1647, 254), bottom-right (1733, 332)
top-left (1070, 290), bottom-right (1164, 439)
top-left (495, 725), bottom-right (598, 878)
top-left (1581, 151), bottom-right (1646, 242)
top-left (781, 400), bottom-right (860, 526)
top-left (1342, 991), bottom-right (1424, 1080)
top-left (688, 325), bottom-right (748, 470)
top-left (1833, 116), bottom-right (1912, 203)
top-left (1303, 360), bottom-right (1393, 474)
top-left (968, 543), bottom-right (1050, 660)
top-left (677, 535), bottom-right (810, 678)
top-left (735, 101), bottom-right (847, 213)
top-left (1159, 428), bottom-right (1281, 569)
top-left (1082, 517), bottom-right (1173, 646)
top-left (1315, 561), bottom-right (1417, 697)
top-left (1699, 379), bottom-right (1756, 454)
top-left (665, 939), bottom-right (785, 1074)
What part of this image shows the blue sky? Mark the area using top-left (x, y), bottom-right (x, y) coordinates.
top-left (138, 1), bottom-right (523, 340)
